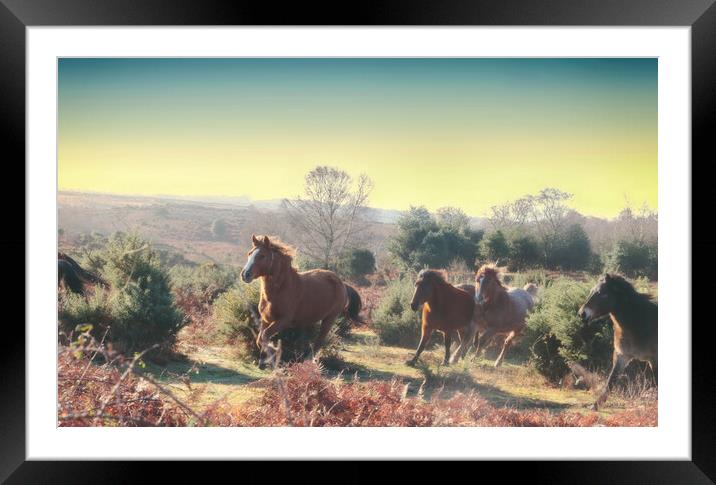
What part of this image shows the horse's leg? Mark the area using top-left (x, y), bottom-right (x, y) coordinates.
top-left (451, 319), bottom-right (479, 364)
top-left (443, 331), bottom-right (453, 366)
top-left (494, 330), bottom-right (516, 367)
top-left (593, 352), bottom-right (629, 410)
top-left (309, 316), bottom-right (336, 360)
top-left (406, 327), bottom-right (433, 367)
top-left (474, 328), bottom-right (495, 358)
top-left (648, 358), bottom-right (658, 387)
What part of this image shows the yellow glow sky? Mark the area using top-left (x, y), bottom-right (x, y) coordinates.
top-left (59, 58), bottom-right (657, 218)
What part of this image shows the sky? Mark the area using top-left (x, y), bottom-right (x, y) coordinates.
top-left (58, 58), bottom-right (657, 218)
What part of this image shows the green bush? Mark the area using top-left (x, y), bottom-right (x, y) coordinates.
top-left (58, 232), bottom-right (185, 355)
top-left (544, 223), bottom-right (593, 271)
top-left (211, 219), bottom-right (228, 240)
top-left (337, 248), bottom-right (376, 279)
top-left (372, 277), bottom-right (422, 348)
top-left (389, 206), bottom-right (482, 271)
top-left (605, 239), bottom-right (657, 280)
top-left (170, 262), bottom-right (238, 303)
top-left (480, 230), bottom-right (510, 263)
top-left (518, 277), bottom-right (613, 382)
top-left (508, 235), bottom-right (541, 271)
top-left (214, 282), bottom-right (262, 356)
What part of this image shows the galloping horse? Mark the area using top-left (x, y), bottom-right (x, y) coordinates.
top-left (240, 235), bottom-right (363, 369)
top-left (58, 252), bottom-right (108, 296)
top-left (578, 273), bottom-right (657, 410)
top-left (473, 265), bottom-right (537, 367)
top-left (406, 269), bottom-right (478, 367)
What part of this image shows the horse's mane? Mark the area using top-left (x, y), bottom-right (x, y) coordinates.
top-left (476, 264), bottom-right (506, 288)
top-left (418, 268), bottom-right (448, 283)
top-left (606, 273), bottom-right (654, 303)
top-left (255, 236), bottom-right (297, 260)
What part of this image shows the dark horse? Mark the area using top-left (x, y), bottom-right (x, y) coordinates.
top-left (406, 269), bottom-right (478, 367)
top-left (58, 252), bottom-right (108, 295)
top-left (578, 273), bottom-right (657, 410)
top-left (240, 235), bottom-right (363, 369)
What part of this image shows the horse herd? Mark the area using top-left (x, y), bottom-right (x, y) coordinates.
top-left (59, 234), bottom-right (658, 410)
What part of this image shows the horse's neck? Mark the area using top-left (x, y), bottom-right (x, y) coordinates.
top-left (261, 258), bottom-right (298, 297)
top-left (611, 294), bottom-right (656, 330)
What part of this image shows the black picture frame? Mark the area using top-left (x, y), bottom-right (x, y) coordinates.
top-left (3, 0), bottom-right (714, 482)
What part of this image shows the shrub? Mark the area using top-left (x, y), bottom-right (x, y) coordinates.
top-left (389, 206), bottom-right (481, 271)
top-left (214, 283), bottom-right (262, 356)
top-left (170, 263), bottom-right (237, 304)
top-left (605, 239), bottom-right (657, 280)
top-left (337, 248), bottom-right (376, 279)
top-left (295, 253), bottom-right (325, 272)
top-left (372, 277), bottom-right (421, 347)
top-left (58, 232), bottom-right (185, 355)
top-left (508, 234), bottom-right (541, 271)
top-left (519, 277), bottom-right (613, 383)
top-left (545, 223), bottom-right (593, 271)
top-left (211, 219), bottom-right (227, 240)
top-left (480, 230), bottom-right (510, 263)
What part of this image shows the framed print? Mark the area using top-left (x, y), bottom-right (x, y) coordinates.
top-left (3, 0), bottom-right (714, 481)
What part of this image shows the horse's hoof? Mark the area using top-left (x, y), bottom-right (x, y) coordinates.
top-left (405, 360), bottom-right (416, 367)
top-left (494, 361), bottom-right (503, 368)
top-left (443, 361), bottom-right (451, 367)
top-left (591, 403), bottom-right (599, 411)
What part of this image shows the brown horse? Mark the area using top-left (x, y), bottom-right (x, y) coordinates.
top-left (578, 273), bottom-right (657, 410)
top-left (473, 265), bottom-right (537, 367)
top-left (406, 269), bottom-right (478, 367)
top-left (240, 235), bottom-right (362, 369)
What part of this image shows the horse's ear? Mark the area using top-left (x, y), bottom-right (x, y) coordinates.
top-left (262, 235), bottom-right (271, 247)
top-left (252, 234), bottom-right (260, 246)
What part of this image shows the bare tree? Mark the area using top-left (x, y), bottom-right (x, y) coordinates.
top-left (436, 206), bottom-right (471, 232)
top-left (282, 166), bottom-right (374, 269)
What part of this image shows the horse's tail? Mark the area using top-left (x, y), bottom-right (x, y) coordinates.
top-left (344, 284), bottom-right (364, 324)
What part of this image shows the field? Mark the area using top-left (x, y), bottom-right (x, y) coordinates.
top-left (57, 192), bottom-right (657, 427)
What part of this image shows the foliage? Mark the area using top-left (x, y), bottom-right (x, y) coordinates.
top-left (58, 343), bottom-right (187, 427)
top-left (211, 219), bottom-right (228, 240)
top-left (508, 234), bottom-right (541, 271)
top-left (337, 248), bottom-right (376, 279)
top-left (544, 223), bottom-right (593, 271)
top-left (213, 283), bottom-right (262, 357)
top-left (479, 230), bottom-right (510, 263)
top-left (389, 206), bottom-right (482, 271)
top-left (519, 277), bottom-right (614, 383)
top-left (372, 277), bottom-right (422, 347)
top-left (605, 239), bottom-right (658, 280)
top-left (58, 232), bottom-right (185, 355)
top-left (170, 263), bottom-right (237, 303)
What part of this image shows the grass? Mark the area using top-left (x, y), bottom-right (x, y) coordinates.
top-left (132, 326), bottom-right (646, 419)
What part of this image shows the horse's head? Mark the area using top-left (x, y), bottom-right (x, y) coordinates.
top-left (475, 265), bottom-right (501, 306)
top-left (241, 235), bottom-right (275, 283)
top-left (257, 336), bottom-right (281, 370)
top-left (410, 269), bottom-right (443, 311)
top-left (578, 273), bottom-right (618, 323)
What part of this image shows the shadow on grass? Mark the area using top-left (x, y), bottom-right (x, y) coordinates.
top-left (320, 353), bottom-right (570, 411)
top-left (141, 358), bottom-right (261, 386)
